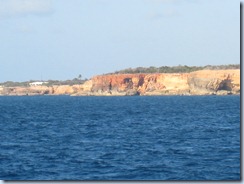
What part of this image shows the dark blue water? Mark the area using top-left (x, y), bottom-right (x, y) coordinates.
top-left (0, 95), bottom-right (240, 180)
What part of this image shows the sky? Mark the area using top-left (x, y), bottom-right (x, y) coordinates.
top-left (0, 0), bottom-right (240, 82)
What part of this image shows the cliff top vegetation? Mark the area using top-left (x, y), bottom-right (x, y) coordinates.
top-left (0, 64), bottom-right (239, 87)
top-left (109, 64), bottom-right (240, 75)
top-left (0, 78), bottom-right (87, 87)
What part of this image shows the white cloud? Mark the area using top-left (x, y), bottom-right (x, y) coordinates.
top-left (0, 0), bottom-right (53, 18)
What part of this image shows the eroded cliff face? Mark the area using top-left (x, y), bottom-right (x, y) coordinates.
top-left (139, 73), bottom-right (190, 95)
top-left (188, 70), bottom-right (240, 95)
top-left (85, 69), bottom-right (240, 96)
top-left (87, 73), bottom-right (190, 96)
top-left (0, 69), bottom-right (240, 96)
top-left (88, 74), bottom-right (146, 96)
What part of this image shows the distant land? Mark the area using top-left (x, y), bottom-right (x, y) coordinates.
top-left (0, 64), bottom-right (240, 96)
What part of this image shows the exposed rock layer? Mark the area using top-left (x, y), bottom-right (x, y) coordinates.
top-left (84, 69), bottom-right (240, 96)
top-left (0, 70), bottom-right (240, 96)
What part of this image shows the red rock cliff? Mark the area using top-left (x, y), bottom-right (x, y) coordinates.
top-left (85, 69), bottom-right (240, 96)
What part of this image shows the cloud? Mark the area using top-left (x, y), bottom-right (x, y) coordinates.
top-left (0, 0), bottom-right (53, 18)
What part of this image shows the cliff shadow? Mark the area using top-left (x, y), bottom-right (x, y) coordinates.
top-left (217, 79), bottom-right (233, 91)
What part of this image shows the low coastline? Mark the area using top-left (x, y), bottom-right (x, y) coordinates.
top-left (0, 69), bottom-right (240, 96)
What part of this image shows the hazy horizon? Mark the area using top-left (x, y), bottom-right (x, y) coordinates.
top-left (0, 0), bottom-right (240, 82)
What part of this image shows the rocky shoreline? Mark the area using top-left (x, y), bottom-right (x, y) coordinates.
top-left (0, 69), bottom-right (240, 96)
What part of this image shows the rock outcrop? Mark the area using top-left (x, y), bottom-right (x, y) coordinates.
top-left (85, 69), bottom-right (240, 96)
top-left (0, 69), bottom-right (240, 96)
top-left (188, 70), bottom-right (240, 95)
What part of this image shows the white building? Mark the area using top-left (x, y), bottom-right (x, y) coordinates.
top-left (29, 81), bottom-right (48, 86)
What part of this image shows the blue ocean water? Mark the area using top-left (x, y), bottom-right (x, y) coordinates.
top-left (0, 95), bottom-right (240, 180)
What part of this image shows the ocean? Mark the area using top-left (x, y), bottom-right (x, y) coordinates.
top-left (0, 95), bottom-right (240, 180)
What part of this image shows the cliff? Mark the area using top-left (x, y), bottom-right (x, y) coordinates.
top-left (0, 69), bottom-right (240, 96)
top-left (188, 70), bottom-right (240, 95)
top-left (83, 69), bottom-right (239, 96)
